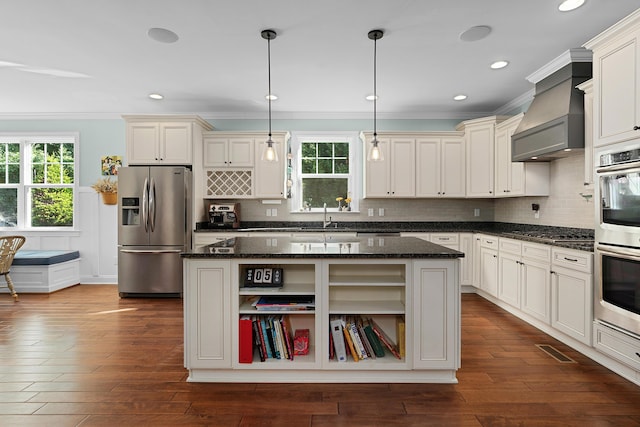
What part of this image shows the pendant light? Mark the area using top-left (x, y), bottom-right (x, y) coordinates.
top-left (367, 29), bottom-right (384, 162)
top-left (261, 29), bottom-right (278, 162)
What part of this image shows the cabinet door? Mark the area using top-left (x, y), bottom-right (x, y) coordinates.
top-left (466, 123), bottom-right (495, 197)
top-left (480, 247), bottom-right (498, 297)
top-left (229, 138), bottom-right (255, 167)
top-left (413, 260), bottom-right (459, 370)
top-left (160, 122), bottom-right (192, 164)
top-left (364, 138), bottom-right (391, 197)
top-left (184, 260), bottom-right (231, 369)
top-left (203, 138), bottom-right (228, 167)
top-left (459, 233), bottom-right (473, 286)
top-left (389, 138), bottom-right (415, 197)
top-left (254, 137), bottom-right (285, 198)
top-left (472, 235), bottom-right (482, 289)
top-left (551, 265), bottom-right (593, 345)
top-left (441, 137), bottom-right (465, 197)
top-left (127, 122), bottom-right (160, 164)
top-left (494, 125), bottom-right (511, 197)
top-left (498, 252), bottom-right (521, 308)
top-left (521, 258), bottom-right (551, 324)
top-left (415, 138), bottom-right (440, 197)
top-left (593, 30), bottom-right (640, 146)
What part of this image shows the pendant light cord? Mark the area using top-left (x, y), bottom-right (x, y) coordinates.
top-left (373, 35), bottom-right (377, 140)
top-left (268, 35), bottom-right (272, 139)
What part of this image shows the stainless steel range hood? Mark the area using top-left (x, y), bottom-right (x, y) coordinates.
top-left (512, 61), bottom-right (592, 162)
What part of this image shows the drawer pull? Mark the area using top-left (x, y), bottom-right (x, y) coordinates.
top-left (563, 257), bottom-right (578, 262)
top-left (486, 240), bottom-right (494, 244)
top-left (636, 352), bottom-right (640, 359)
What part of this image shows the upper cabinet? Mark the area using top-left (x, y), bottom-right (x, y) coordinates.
top-left (201, 131), bottom-right (289, 199)
top-left (203, 137), bottom-right (254, 168)
top-left (577, 79), bottom-right (594, 187)
top-left (416, 134), bottom-right (465, 198)
top-left (457, 116), bottom-right (506, 198)
top-left (585, 10), bottom-right (640, 147)
top-left (362, 134), bottom-right (415, 198)
top-left (124, 115), bottom-right (213, 165)
top-left (494, 114), bottom-right (549, 197)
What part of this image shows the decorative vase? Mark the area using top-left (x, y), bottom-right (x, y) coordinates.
top-left (101, 192), bottom-right (117, 205)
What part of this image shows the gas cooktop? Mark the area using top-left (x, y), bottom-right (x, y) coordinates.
top-left (502, 229), bottom-right (594, 243)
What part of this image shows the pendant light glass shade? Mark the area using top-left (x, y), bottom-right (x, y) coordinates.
top-left (367, 29), bottom-right (384, 162)
top-left (261, 29), bottom-right (278, 162)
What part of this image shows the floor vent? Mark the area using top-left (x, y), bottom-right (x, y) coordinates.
top-left (536, 344), bottom-right (576, 363)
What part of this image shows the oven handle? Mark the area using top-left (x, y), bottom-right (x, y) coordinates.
top-left (597, 244), bottom-right (640, 261)
top-left (597, 160), bottom-right (640, 174)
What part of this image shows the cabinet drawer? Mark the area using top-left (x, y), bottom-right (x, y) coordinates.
top-left (498, 238), bottom-right (521, 255)
top-left (430, 233), bottom-right (459, 246)
top-left (522, 242), bottom-right (551, 262)
top-left (594, 322), bottom-right (640, 371)
top-left (552, 248), bottom-right (592, 273)
top-left (480, 235), bottom-right (498, 249)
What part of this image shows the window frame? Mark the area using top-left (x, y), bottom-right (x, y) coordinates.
top-left (290, 131), bottom-right (361, 213)
top-left (0, 132), bottom-right (79, 231)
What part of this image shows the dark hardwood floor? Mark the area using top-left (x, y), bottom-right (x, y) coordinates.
top-left (0, 285), bottom-right (639, 426)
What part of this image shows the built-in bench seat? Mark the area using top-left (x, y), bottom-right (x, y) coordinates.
top-left (3, 250), bottom-right (81, 293)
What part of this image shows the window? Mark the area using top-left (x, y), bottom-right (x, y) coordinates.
top-left (0, 134), bottom-right (78, 229)
top-left (291, 132), bottom-right (360, 212)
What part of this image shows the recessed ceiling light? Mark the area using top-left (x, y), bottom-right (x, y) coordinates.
top-left (459, 25), bottom-right (492, 42)
top-left (265, 94), bottom-right (278, 101)
top-left (558, 0), bottom-right (585, 12)
top-left (531, 156), bottom-right (538, 160)
top-left (365, 95), bottom-right (378, 101)
top-left (147, 28), bottom-right (179, 44)
top-left (149, 93), bottom-right (164, 100)
top-left (453, 94), bottom-right (467, 101)
top-left (490, 60), bottom-right (509, 70)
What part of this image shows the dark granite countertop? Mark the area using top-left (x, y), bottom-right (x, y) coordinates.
top-left (194, 221), bottom-right (595, 252)
top-left (182, 235), bottom-right (465, 259)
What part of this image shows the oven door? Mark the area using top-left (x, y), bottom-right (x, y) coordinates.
top-left (595, 244), bottom-right (640, 337)
top-left (597, 161), bottom-right (640, 247)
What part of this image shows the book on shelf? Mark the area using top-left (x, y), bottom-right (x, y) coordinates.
top-left (259, 317), bottom-right (274, 359)
top-left (281, 315), bottom-right (295, 360)
top-left (368, 317), bottom-right (402, 360)
top-left (239, 316), bottom-right (254, 364)
top-left (329, 318), bottom-right (347, 362)
top-left (347, 319), bottom-right (367, 360)
top-left (396, 315), bottom-right (406, 358)
top-left (252, 295), bottom-right (315, 311)
top-left (252, 317), bottom-right (266, 362)
top-left (268, 317), bottom-right (281, 359)
top-left (362, 321), bottom-right (385, 358)
top-left (357, 320), bottom-right (375, 360)
top-left (342, 319), bottom-right (359, 362)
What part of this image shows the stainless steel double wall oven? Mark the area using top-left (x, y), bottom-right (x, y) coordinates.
top-left (596, 144), bottom-right (640, 337)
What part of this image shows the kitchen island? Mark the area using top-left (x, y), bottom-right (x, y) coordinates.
top-left (181, 235), bottom-right (463, 383)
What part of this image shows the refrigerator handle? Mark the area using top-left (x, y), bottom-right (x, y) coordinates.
top-left (142, 177), bottom-right (149, 232)
top-left (149, 177), bottom-right (156, 232)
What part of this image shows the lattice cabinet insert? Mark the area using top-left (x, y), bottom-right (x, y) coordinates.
top-left (205, 169), bottom-right (253, 198)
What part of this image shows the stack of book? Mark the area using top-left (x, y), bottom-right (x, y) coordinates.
top-left (329, 315), bottom-right (403, 362)
top-left (251, 295), bottom-right (315, 311)
top-left (239, 315), bottom-right (296, 363)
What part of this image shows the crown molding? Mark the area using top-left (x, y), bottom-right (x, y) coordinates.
top-left (493, 89), bottom-right (534, 115)
top-left (525, 48), bottom-right (593, 84)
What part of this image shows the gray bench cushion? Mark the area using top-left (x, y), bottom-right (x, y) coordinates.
top-left (12, 250), bottom-right (80, 266)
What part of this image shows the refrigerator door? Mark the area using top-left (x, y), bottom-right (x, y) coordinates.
top-left (118, 246), bottom-right (184, 295)
top-left (118, 167), bottom-right (151, 246)
top-left (148, 167), bottom-right (190, 247)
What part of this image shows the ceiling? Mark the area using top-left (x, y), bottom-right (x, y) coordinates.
top-left (1, 1), bottom-right (638, 119)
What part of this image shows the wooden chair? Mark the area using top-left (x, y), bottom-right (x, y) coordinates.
top-left (0, 236), bottom-right (26, 301)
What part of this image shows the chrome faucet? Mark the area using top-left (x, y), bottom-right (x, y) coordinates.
top-left (323, 203), bottom-right (332, 228)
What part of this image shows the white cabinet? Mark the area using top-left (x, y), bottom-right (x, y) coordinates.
top-left (413, 260), bottom-right (460, 370)
top-left (457, 116), bottom-right (507, 198)
top-left (184, 260), bottom-right (232, 369)
top-left (472, 234), bottom-right (483, 289)
top-left (416, 135), bottom-right (465, 198)
top-left (594, 321), bottom-right (640, 371)
top-left (479, 236), bottom-right (499, 297)
top-left (124, 116), bottom-right (213, 165)
top-left (494, 114), bottom-right (550, 197)
top-left (520, 243), bottom-right (552, 324)
top-left (551, 247), bottom-right (593, 345)
top-left (254, 136), bottom-right (287, 198)
top-left (577, 79), bottom-right (595, 187)
top-left (203, 137), bottom-right (254, 167)
top-left (585, 10), bottom-right (640, 147)
top-left (498, 238), bottom-right (523, 308)
top-left (363, 135), bottom-right (415, 198)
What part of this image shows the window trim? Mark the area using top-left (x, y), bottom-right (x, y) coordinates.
top-left (290, 131), bottom-right (361, 213)
top-left (0, 132), bottom-right (80, 231)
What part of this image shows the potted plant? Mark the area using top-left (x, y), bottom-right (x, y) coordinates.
top-left (91, 177), bottom-right (118, 205)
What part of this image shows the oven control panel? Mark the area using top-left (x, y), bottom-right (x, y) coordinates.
top-left (600, 148), bottom-right (640, 166)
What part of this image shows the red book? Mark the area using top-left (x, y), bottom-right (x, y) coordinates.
top-left (239, 316), bottom-right (254, 363)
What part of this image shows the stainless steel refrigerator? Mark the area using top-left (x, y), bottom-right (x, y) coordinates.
top-left (117, 166), bottom-right (192, 297)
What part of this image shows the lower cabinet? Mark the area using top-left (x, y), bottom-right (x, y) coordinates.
top-left (479, 236), bottom-right (499, 297)
top-left (593, 321), bottom-right (640, 372)
top-left (551, 248), bottom-right (593, 345)
top-left (183, 257), bottom-right (460, 383)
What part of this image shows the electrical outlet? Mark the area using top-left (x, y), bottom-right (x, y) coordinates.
top-left (474, 208), bottom-right (480, 217)
top-left (266, 209), bottom-right (271, 217)
top-left (534, 211), bottom-right (540, 219)
top-left (271, 208), bottom-right (277, 217)
top-left (378, 208), bottom-right (384, 217)
top-left (368, 208), bottom-right (374, 217)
